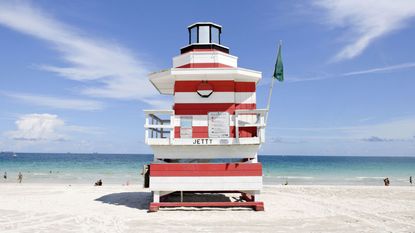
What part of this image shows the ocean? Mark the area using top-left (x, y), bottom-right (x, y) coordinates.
top-left (0, 153), bottom-right (414, 186)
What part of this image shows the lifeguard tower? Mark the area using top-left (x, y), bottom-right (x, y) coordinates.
top-left (144, 22), bottom-right (267, 211)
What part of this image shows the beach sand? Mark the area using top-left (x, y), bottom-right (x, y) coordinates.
top-left (0, 184), bottom-right (414, 232)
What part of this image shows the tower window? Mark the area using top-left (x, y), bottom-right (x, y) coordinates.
top-left (198, 26), bottom-right (210, 43)
top-left (190, 27), bottom-right (197, 44)
top-left (211, 27), bottom-right (220, 44)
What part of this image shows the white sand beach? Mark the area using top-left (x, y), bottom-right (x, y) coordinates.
top-left (0, 184), bottom-right (414, 233)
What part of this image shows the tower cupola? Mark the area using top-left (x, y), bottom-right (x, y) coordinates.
top-left (181, 22), bottom-right (229, 54)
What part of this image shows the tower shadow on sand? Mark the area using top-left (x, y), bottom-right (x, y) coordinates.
top-left (95, 192), bottom-right (152, 210)
top-left (95, 192), bottom-right (235, 211)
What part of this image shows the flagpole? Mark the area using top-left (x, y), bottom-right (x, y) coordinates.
top-left (265, 74), bottom-right (275, 125)
top-left (265, 40), bottom-right (282, 125)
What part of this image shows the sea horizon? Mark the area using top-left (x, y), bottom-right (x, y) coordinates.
top-left (1, 153), bottom-right (414, 186)
top-left (3, 151), bottom-right (415, 157)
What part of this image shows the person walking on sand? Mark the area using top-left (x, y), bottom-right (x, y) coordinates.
top-left (3, 171), bottom-right (6, 180)
top-left (17, 172), bottom-right (23, 183)
top-left (410, 176), bottom-right (413, 185)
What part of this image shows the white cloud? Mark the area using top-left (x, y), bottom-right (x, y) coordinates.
top-left (272, 116), bottom-right (415, 141)
top-left (342, 62), bottom-right (415, 76)
top-left (5, 113), bottom-right (102, 142)
top-left (349, 117), bottom-right (415, 140)
top-left (287, 75), bottom-right (330, 83)
top-left (313, 0), bottom-right (415, 61)
top-left (3, 92), bottom-right (105, 111)
top-left (0, 1), bottom-right (164, 107)
top-left (6, 114), bottom-right (65, 141)
top-left (288, 61), bottom-right (415, 82)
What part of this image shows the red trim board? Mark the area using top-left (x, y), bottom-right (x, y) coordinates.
top-left (149, 163), bottom-right (262, 177)
top-left (173, 103), bottom-right (256, 115)
top-left (175, 81), bottom-right (255, 92)
top-left (149, 201), bottom-right (264, 212)
top-left (176, 63), bottom-right (233, 68)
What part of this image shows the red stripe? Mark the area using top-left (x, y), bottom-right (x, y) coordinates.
top-left (192, 126), bottom-right (209, 138)
top-left (239, 127), bottom-right (257, 137)
top-left (174, 103), bottom-right (234, 115)
top-left (175, 81), bottom-right (255, 92)
top-left (236, 103), bottom-right (256, 110)
top-left (235, 82), bottom-right (256, 92)
top-left (174, 127), bottom-right (180, 138)
top-left (174, 103), bottom-right (256, 115)
top-left (174, 126), bottom-right (257, 138)
top-left (176, 63), bottom-right (233, 68)
top-left (150, 163), bottom-right (262, 176)
top-left (149, 202), bottom-right (264, 210)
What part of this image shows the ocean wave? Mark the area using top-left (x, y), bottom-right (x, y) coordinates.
top-left (354, 176), bottom-right (388, 180)
top-left (32, 173), bottom-right (50, 176)
top-left (265, 176), bottom-right (314, 180)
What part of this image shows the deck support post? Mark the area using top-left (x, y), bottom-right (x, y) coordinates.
top-left (153, 191), bottom-right (160, 203)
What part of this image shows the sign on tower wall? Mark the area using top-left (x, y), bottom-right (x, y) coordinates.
top-left (208, 112), bottom-right (230, 138)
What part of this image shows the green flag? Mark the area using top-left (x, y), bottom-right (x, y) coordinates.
top-left (273, 44), bottom-right (284, 81)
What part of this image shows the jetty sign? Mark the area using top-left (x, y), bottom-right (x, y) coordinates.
top-left (193, 138), bottom-right (214, 144)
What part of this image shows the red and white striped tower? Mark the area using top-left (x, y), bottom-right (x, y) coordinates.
top-left (144, 22), bottom-right (267, 211)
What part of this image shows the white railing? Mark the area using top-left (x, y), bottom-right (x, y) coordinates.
top-left (144, 109), bottom-right (268, 145)
top-left (235, 109), bottom-right (267, 143)
top-left (144, 110), bottom-right (174, 145)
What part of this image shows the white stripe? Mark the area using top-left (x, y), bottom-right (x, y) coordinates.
top-left (150, 176), bottom-right (262, 191)
top-left (173, 115), bottom-right (258, 127)
top-left (235, 92), bottom-right (256, 104)
top-left (174, 115), bottom-right (235, 127)
top-left (175, 92), bottom-right (234, 103)
top-left (173, 51), bottom-right (238, 68)
top-left (152, 144), bottom-right (260, 159)
top-left (174, 115), bottom-right (211, 127)
top-left (174, 92), bottom-right (255, 104)
top-left (192, 115), bottom-right (209, 126)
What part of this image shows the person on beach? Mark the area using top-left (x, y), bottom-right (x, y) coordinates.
top-left (383, 177), bottom-right (390, 186)
top-left (17, 172), bottom-right (23, 183)
top-left (410, 176), bottom-right (413, 185)
top-left (3, 172), bottom-right (6, 180)
top-left (94, 179), bottom-right (102, 186)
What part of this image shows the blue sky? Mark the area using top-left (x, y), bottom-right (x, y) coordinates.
top-left (0, 0), bottom-right (414, 156)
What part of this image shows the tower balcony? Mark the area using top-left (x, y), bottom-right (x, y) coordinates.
top-left (144, 109), bottom-right (267, 147)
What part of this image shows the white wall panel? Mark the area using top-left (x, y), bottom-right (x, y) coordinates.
top-left (174, 92), bottom-right (255, 104)
top-left (174, 92), bottom-right (235, 103)
top-left (173, 52), bottom-right (238, 67)
top-left (235, 92), bottom-right (256, 104)
top-left (150, 176), bottom-right (262, 191)
top-left (152, 144), bottom-right (259, 159)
